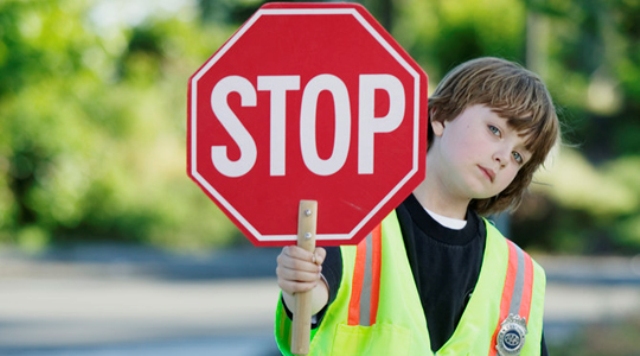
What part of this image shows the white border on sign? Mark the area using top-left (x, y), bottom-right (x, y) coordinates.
top-left (190, 7), bottom-right (423, 242)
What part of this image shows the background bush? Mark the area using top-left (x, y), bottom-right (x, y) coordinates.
top-left (1, 0), bottom-right (639, 253)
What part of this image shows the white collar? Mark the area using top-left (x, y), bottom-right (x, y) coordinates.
top-left (425, 208), bottom-right (467, 230)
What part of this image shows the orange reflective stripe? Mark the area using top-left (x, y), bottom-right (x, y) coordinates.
top-left (348, 237), bottom-right (367, 326)
top-left (519, 251), bottom-right (534, 320)
top-left (369, 224), bottom-right (382, 325)
top-left (489, 240), bottom-right (534, 356)
top-left (347, 224), bottom-right (383, 327)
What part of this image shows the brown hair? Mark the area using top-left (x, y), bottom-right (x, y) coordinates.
top-left (428, 57), bottom-right (560, 215)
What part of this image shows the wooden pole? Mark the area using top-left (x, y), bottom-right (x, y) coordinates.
top-left (291, 200), bottom-right (317, 355)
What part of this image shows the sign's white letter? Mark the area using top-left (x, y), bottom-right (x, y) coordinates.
top-left (300, 74), bottom-right (351, 176)
top-left (358, 74), bottom-right (405, 174)
top-left (257, 76), bottom-right (301, 176)
top-left (210, 76), bottom-right (257, 177)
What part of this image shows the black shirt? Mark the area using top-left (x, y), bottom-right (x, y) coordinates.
top-left (319, 194), bottom-right (548, 355)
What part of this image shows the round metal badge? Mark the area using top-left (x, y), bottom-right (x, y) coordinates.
top-left (496, 314), bottom-right (527, 356)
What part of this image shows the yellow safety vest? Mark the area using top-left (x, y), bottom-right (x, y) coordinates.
top-left (275, 211), bottom-right (546, 355)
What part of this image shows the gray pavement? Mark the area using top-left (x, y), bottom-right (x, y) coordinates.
top-left (1, 245), bottom-right (640, 355)
top-left (0, 277), bottom-right (280, 355)
top-left (0, 245), bottom-right (283, 355)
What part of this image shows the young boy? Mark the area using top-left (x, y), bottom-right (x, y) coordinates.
top-left (275, 57), bottom-right (560, 355)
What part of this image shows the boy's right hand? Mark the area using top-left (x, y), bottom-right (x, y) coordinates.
top-left (277, 246), bottom-right (329, 315)
top-left (276, 246), bottom-right (326, 295)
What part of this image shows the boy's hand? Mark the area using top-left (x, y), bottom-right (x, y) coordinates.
top-left (276, 246), bottom-right (326, 295)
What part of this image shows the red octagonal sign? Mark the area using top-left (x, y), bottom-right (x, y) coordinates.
top-left (188, 2), bottom-right (428, 247)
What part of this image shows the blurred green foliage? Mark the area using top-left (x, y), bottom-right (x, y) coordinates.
top-left (0, 0), bottom-right (639, 253)
top-left (0, 0), bottom-right (240, 250)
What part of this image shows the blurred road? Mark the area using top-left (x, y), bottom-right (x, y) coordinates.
top-left (1, 245), bottom-right (640, 355)
top-left (0, 246), bottom-right (282, 356)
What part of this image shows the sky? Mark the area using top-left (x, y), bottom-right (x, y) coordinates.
top-left (89, 0), bottom-right (196, 29)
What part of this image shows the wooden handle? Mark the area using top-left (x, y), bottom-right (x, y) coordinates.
top-left (291, 200), bottom-right (318, 355)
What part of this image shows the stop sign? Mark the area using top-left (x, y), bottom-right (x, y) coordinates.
top-left (187, 2), bottom-right (427, 247)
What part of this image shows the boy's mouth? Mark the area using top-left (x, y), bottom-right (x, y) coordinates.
top-left (478, 166), bottom-right (495, 182)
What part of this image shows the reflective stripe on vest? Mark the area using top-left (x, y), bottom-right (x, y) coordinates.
top-left (348, 223), bottom-right (536, 355)
top-left (347, 224), bottom-right (382, 326)
top-left (489, 239), bottom-right (535, 355)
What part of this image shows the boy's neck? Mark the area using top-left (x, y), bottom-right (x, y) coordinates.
top-left (413, 177), bottom-right (470, 220)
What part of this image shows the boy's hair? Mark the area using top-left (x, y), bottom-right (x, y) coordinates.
top-left (428, 57), bottom-right (560, 215)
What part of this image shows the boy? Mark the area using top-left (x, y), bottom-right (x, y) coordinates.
top-left (275, 57), bottom-right (560, 355)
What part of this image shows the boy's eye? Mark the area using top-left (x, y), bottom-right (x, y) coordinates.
top-left (512, 151), bottom-right (523, 164)
top-left (488, 125), bottom-right (500, 136)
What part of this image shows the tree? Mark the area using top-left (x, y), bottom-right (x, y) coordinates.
top-left (0, 0), bottom-right (238, 250)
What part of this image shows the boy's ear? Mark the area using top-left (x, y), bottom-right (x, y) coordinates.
top-left (431, 117), bottom-right (445, 137)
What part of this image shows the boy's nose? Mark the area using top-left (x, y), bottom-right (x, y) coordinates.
top-left (493, 149), bottom-right (510, 167)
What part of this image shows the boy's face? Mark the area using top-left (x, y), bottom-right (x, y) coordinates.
top-left (429, 104), bottom-right (531, 201)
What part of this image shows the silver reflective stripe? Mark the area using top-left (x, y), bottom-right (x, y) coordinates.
top-left (508, 243), bottom-right (526, 317)
top-left (358, 232), bottom-right (374, 326)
